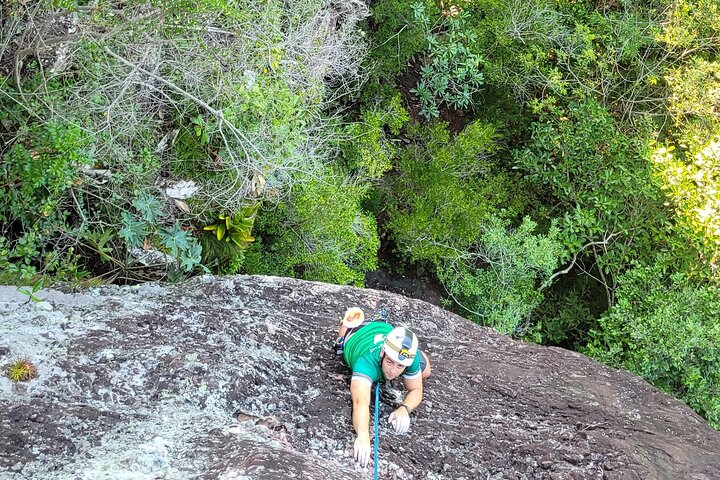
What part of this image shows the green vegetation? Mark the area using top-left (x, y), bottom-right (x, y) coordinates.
top-left (1, 0), bottom-right (370, 284)
top-left (5, 358), bottom-right (38, 383)
top-left (410, 3), bottom-right (485, 118)
top-left (245, 171), bottom-right (379, 286)
top-left (585, 266), bottom-right (720, 429)
top-left (3, 0), bottom-right (720, 428)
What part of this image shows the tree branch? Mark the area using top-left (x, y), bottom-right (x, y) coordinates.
top-left (543, 232), bottom-right (620, 288)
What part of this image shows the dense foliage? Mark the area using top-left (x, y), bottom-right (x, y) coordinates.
top-left (1, 0), bottom-right (369, 284)
top-left (585, 266), bottom-right (720, 428)
top-left (2, 0), bottom-right (720, 428)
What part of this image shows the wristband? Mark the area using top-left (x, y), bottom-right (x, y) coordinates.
top-left (400, 404), bottom-right (411, 415)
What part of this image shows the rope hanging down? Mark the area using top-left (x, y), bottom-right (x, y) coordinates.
top-left (374, 382), bottom-right (380, 480)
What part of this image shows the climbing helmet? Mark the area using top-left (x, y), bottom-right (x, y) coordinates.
top-left (383, 326), bottom-right (419, 367)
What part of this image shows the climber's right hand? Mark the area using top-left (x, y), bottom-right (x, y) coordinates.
top-left (353, 433), bottom-right (371, 467)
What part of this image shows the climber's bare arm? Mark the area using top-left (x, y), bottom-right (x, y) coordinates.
top-left (400, 375), bottom-right (423, 412)
top-left (350, 378), bottom-right (372, 465)
top-left (350, 378), bottom-right (371, 436)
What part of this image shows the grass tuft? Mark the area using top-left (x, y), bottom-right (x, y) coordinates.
top-left (5, 358), bottom-right (39, 383)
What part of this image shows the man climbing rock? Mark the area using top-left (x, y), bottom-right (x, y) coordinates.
top-left (334, 307), bottom-right (432, 467)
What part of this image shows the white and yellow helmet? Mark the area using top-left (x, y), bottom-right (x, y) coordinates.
top-left (383, 326), bottom-right (419, 366)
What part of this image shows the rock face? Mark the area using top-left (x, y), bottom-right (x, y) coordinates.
top-left (1, 275), bottom-right (719, 480)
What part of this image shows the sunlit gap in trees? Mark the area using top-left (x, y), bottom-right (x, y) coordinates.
top-left (653, 135), bottom-right (720, 277)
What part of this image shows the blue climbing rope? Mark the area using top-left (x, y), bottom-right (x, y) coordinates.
top-left (374, 382), bottom-right (380, 480)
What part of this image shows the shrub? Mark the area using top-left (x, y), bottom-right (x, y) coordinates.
top-left (385, 120), bottom-right (524, 264)
top-left (0, 120), bottom-right (92, 226)
top-left (664, 57), bottom-right (720, 145)
top-left (585, 266), bottom-right (720, 429)
top-left (527, 274), bottom-right (608, 348)
top-left (465, 0), bottom-right (572, 103)
top-left (341, 90), bottom-right (410, 180)
top-left (514, 99), bottom-right (670, 303)
top-left (380, 119), bottom-right (559, 334)
top-left (410, 4), bottom-right (485, 119)
top-left (437, 216), bottom-right (565, 336)
top-left (365, 0), bottom-right (437, 80)
top-left (660, 0), bottom-right (720, 52)
top-left (0, 87), bottom-right (95, 282)
top-left (198, 204), bottom-right (259, 274)
top-left (245, 171), bottom-right (379, 286)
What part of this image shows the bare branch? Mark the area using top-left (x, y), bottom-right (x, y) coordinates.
top-left (543, 232), bottom-right (620, 288)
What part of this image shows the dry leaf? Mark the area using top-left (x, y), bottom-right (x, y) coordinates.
top-left (174, 199), bottom-right (190, 213)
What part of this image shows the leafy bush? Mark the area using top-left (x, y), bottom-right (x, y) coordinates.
top-left (585, 266), bottom-right (720, 429)
top-left (0, 120), bottom-right (92, 226)
top-left (245, 171), bottom-right (379, 286)
top-left (652, 137), bottom-right (720, 276)
top-left (438, 216), bottom-right (564, 335)
top-left (386, 120), bottom-right (525, 264)
top-left (364, 0), bottom-right (437, 81)
top-left (464, 0), bottom-right (572, 103)
top-left (456, 0), bottom-right (667, 120)
top-left (660, 0), bottom-right (720, 52)
top-left (198, 204), bottom-right (259, 274)
top-left (0, 234), bottom-right (39, 282)
top-left (527, 274), bottom-right (608, 348)
top-left (341, 89), bottom-right (409, 180)
top-left (117, 191), bottom-right (203, 274)
top-left (0, 85), bottom-right (95, 282)
top-left (410, 4), bottom-right (485, 119)
top-left (514, 99), bottom-right (670, 303)
top-left (380, 119), bottom-right (558, 334)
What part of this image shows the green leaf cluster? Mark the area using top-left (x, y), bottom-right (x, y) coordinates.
top-left (198, 204), bottom-right (259, 274)
top-left (379, 119), bottom-right (561, 333)
top-left (660, 0), bottom-right (720, 51)
top-left (203, 205), bottom-right (259, 247)
top-left (341, 91), bottom-right (410, 180)
top-left (364, 0), bottom-right (437, 80)
top-left (652, 138), bottom-right (720, 274)
top-left (246, 172), bottom-right (379, 286)
top-left (0, 83), bottom-right (95, 282)
top-left (118, 192), bottom-right (203, 273)
top-left (0, 120), bottom-right (92, 226)
top-left (438, 216), bottom-right (565, 335)
top-left (410, 5), bottom-right (485, 119)
top-left (514, 99), bottom-right (668, 278)
top-left (386, 120), bottom-right (524, 264)
top-left (585, 266), bottom-right (720, 429)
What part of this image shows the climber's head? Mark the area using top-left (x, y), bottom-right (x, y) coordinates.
top-left (381, 326), bottom-right (418, 380)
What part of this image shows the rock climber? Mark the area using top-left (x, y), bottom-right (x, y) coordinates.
top-left (334, 307), bottom-right (432, 467)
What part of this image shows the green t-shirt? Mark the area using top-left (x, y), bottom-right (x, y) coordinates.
top-left (343, 321), bottom-right (421, 384)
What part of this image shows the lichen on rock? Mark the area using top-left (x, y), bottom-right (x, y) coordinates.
top-left (1, 275), bottom-right (719, 479)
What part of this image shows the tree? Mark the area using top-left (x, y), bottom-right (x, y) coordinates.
top-left (438, 216), bottom-right (564, 335)
top-left (514, 99), bottom-right (670, 305)
top-left (585, 265), bottom-right (720, 429)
